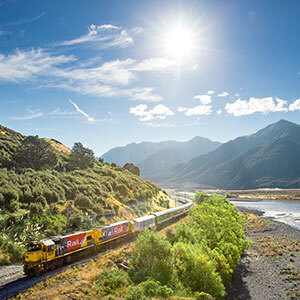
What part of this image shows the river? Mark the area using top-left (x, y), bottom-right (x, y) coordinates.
top-left (230, 198), bottom-right (300, 231)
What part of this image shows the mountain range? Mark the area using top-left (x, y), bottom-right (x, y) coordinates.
top-left (161, 119), bottom-right (300, 189)
top-left (102, 119), bottom-right (300, 189)
top-left (101, 136), bottom-right (221, 178)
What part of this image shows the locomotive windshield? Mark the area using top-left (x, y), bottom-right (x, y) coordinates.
top-left (27, 243), bottom-right (41, 251)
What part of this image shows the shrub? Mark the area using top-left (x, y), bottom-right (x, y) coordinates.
top-left (93, 269), bottom-right (131, 296)
top-left (125, 286), bottom-right (147, 300)
top-left (29, 202), bottom-right (44, 216)
top-left (74, 194), bottom-right (93, 210)
top-left (195, 292), bottom-right (214, 300)
top-left (123, 163), bottom-right (140, 177)
top-left (126, 279), bottom-right (172, 299)
top-left (194, 191), bottom-right (209, 204)
top-left (171, 242), bottom-right (225, 299)
top-left (170, 194), bottom-right (246, 298)
top-left (138, 280), bottom-right (173, 298)
top-left (116, 184), bottom-right (129, 197)
top-left (130, 230), bottom-right (172, 285)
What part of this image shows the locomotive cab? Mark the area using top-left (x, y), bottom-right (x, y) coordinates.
top-left (24, 239), bottom-right (55, 276)
top-left (24, 241), bottom-right (42, 275)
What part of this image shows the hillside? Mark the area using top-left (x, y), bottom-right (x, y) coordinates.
top-left (162, 120), bottom-right (300, 189)
top-left (0, 125), bottom-right (169, 265)
top-left (101, 136), bottom-right (221, 179)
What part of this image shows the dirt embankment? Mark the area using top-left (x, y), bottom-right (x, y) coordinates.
top-left (227, 208), bottom-right (300, 300)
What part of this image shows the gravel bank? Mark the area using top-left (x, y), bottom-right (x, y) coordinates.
top-left (226, 208), bottom-right (300, 300)
top-left (0, 264), bottom-right (23, 286)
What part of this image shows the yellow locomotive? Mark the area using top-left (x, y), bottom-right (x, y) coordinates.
top-left (24, 221), bottom-right (134, 275)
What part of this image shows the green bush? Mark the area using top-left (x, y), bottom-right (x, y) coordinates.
top-left (130, 229), bottom-right (172, 285)
top-left (74, 194), bottom-right (93, 210)
top-left (171, 242), bottom-right (225, 299)
top-left (93, 269), bottom-right (131, 296)
top-left (126, 279), bottom-right (172, 299)
top-left (194, 191), bottom-right (209, 204)
top-left (195, 292), bottom-right (214, 300)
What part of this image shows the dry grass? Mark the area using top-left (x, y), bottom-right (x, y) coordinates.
top-left (254, 235), bottom-right (300, 257)
top-left (228, 189), bottom-right (300, 200)
top-left (240, 212), bottom-right (272, 233)
top-left (44, 138), bottom-right (72, 154)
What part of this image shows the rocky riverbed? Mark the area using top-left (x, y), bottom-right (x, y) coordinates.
top-left (226, 207), bottom-right (300, 300)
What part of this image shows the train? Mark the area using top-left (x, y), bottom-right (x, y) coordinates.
top-left (24, 200), bottom-right (193, 276)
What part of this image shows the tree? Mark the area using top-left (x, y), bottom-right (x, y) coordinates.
top-left (194, 191), bottom-right (209, 204)
top-left (14, 136), bottom-right (58, 170)
top-left (68, 142), bottom-right (95, 170)
top-left (123, 163), bottom-right (140, 177)
top-left (171, 242), bottom-right (225, 299)
top-left (130, 230), bottom-right (172, 285)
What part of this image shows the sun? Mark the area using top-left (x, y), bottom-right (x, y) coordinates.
top-left (163, 24), bottom-right (195, 61)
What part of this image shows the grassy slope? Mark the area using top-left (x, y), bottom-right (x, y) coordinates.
top-left (0, 125), bottom-right (170, 265)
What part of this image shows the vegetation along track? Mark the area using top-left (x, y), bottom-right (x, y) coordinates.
top-left (0, 201), bottom-right (188, 300)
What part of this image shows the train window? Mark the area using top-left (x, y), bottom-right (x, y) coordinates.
top-left (48, 245), bottom-right (54, 252)
top-left (87, 236), bottom-right (92, 241)
top-left (43, 246), bottom-right (47, 252)
top-left (27, 243), bottom-right (41, 251)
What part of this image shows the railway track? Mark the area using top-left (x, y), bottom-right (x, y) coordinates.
top-left (0, 212), bottom-right (186, 300)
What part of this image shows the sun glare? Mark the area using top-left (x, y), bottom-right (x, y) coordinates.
top-left (164, 25), bottom-right (195, 61)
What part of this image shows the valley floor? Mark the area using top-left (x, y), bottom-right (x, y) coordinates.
top-left (226, 207), bottom-right (300, 300)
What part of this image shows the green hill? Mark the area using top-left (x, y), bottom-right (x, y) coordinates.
top-left (0, 125), bottom-right (169, 265)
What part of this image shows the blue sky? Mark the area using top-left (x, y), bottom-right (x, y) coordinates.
top-left (1, 0), bottom-right (300, 156)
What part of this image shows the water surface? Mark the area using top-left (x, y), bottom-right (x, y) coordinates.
top-left (231, 199), bottom-right (300, 230)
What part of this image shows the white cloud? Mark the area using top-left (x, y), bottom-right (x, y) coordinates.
top-left (3, 12), bottom-right (45, 27)
top-left (225, 97), bottom-right (288, 116)
top-left (130, 104), bottom-right (174, 121)
top-left (49, 107), bottom-right (78, 117)
top-left (126, 87), bottom-right (163, 102)
top-left (193, 94), bottom-right (212, 105)
top-left (289, 99), bottom-right (300, 111)
top-left (60, 24), bottom-right (142, 48)
top-left (273, 98), bottom-right (288, 112)
top-left (11, 109), bottom-right (43, 120)
top-left (69, 100), bottom-right (95, 122)
top-left (0, 49), bottom-right (74, 82)
top-left (50, 58), bottom-right (168, 102)
top-left (207, 90), bottom-right (215, 95)
top-left (217, 92), bottom-right (229, 97)
top-left (217, 110), bottom-right (222, 115)
top-left (0, 49), bottom-right (171, 102)
top-left (178, 105), bottom-right (212, 116)
top-left (131, 58), bottom-right (175, 72)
